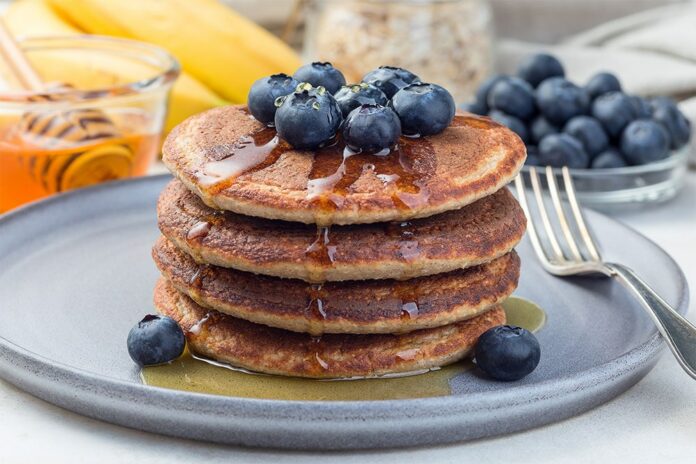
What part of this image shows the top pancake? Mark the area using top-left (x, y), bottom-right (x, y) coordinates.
top-left (163, 105), bottom-right (526, 225)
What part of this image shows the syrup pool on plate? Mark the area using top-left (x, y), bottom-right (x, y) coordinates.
top-left (141, 297), bottom-right (546, 401)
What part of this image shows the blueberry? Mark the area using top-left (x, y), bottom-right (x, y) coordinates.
top-left (474, 74), bottom-right (508, 113)
top-left (487, 77), bottom-right (536, 120)
top-left (525, 145), bottom-right (540, 165)
top-left (489, 110), bottom-right (529, 144)
top-left (620, 119), bottom-right (670, 165)
top-left (127, 315), bottom-right (185, 366)
top-left (517, 53), bottom-right (565, 87)
top-left (460, 100), bottom-right (488, 116)
top-left (536, 77), bottom-right (590, 125)
top-left (591, 148), bottom-right (627, 169)
top-left (390, 82), bottom-right (455, 136)
top-left (342, 104), bottom-right (401, 152)
top-left (563, 116), bottom-right (609, 157)
top-left (530, 115), bottom-right (559, 144)
top-left (650, 97), bottom-right (691, 149)
top-left (585, 72), bottom-right (622, 100)
top-left (475, 325), bottom-right (541, 381)
top-left (362, 66), bottom-right (420, 99)
top-left (538, 133), bottom-right (590, 168)
top-left (293, 62), bottom-right (346, 94)
top-left (629, 95), bottom-right (652, 119)
top-left (591, 91), bottom-right (637, 139)
top-left (247, 73), bottom-right (300, 126)
top-left (334, 83), bottom-right (388, 118)
top-left (274, 83), bottom-right (343, 149)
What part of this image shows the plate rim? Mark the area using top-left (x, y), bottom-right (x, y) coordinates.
top-left (0, 175), bottom-right (689, 444)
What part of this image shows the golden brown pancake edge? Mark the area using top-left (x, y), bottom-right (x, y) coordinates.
top-left (157, 179), bottom-right (526, 282)
top-left (154, 278), bottom-right (507, 379)
top-left (162, 105), bottom-right (526, 225)
top-left (153, 236), bottom-right (520, 335)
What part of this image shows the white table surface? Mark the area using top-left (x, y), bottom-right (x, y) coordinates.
top-left (2, 172), bottom-right (696, 464)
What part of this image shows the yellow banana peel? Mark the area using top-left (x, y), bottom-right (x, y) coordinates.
top-left (47, 0), bottom-right (302, 103)
top-left (5, 0), bottom-right (226, 133)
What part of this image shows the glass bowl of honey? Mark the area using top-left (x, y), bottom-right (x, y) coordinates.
top-left (0, 36), bottom-right (179, 212)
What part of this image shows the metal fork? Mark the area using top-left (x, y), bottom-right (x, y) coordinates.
top-left (515, 166), bottom-right (696, 379)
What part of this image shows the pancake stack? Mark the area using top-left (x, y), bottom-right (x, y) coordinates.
top-left (154, 105), bottom-right (526, 379)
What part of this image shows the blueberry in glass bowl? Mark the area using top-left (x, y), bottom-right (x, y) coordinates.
top-left (463, 53), bottom-right (693, 210)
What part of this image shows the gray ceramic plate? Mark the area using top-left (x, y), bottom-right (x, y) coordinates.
top-left (0, 175), bottom-right (689, 450)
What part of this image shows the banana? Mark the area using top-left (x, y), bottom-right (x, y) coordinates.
top-left (47, 0), bottom-right (302, 103)
top-left (5, 0), bottom-right (80, 35)
top-left (5, 0), bottom-right (226, 133)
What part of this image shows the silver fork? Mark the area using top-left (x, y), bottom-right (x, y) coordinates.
top-left (515, 166), bottom-right (696, 379)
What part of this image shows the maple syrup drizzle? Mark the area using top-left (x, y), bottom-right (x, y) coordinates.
top-left (196, 126), bottom-right (283, 190)
top-left (310, 336), bottom-right (329, 373)
top-left (192, 118), bottom-right (438, 216)
top-left (385, 220), bottom-right (422, 263)
top-left (306, 137), bottom-right (433, 212)
top-left (186, 221), bottom-right (211, 242)
top-left (303, 284), bottom-right (328, 335)
top-left (305, 226), bottom-right (336, 264)
top-left (188, 312), bottom-right (213, 336)
top-left (188, 265), bottom-right (208, 288)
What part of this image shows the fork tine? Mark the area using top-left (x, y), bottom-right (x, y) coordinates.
top-left (545, 166), bottom-right (583, 262)
top-left (561, 167), bottom-right (601, 261)
top-left (528, 167), bottom-right (566, 263)
top-left (514, 174), bottom-right (554, 266)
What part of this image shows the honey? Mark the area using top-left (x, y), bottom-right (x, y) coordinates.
top-left (141, 297), bottom-right (546, 401)
top-left (0, 110), bottom-right (160, 212)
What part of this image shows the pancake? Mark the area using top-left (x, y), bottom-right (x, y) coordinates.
top-left (162, 105), bottom-right (526, 225)
top-left (154, 279), bottom-right (506, 379)
top-left (153, 236), bottom-right (520, 335)
top-left (158, 180), bottom-right (526, 282)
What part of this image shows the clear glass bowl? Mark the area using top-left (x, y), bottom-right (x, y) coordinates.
top-left (0, 36), bottom-right (179, 213)
top-left (520, 147), bottom-right (689, 212)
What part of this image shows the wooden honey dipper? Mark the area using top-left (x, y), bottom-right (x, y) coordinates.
top-left (0, 19), bottom-right (135, 193)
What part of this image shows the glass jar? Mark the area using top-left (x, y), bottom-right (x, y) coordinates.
top-left (0, 36), bottom-right (179, 212)
top-left (304, 0), bottom-right (494, 103)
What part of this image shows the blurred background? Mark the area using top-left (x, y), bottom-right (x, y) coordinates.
top-left (0, 0), bottom-right (695, 211)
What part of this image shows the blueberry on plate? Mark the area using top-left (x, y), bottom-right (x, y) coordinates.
top-left (563, 115), bottom-right (609, 157)
top-left (274, 83), bottom-right (343, 149)
top-left (474, 74), bottom-right (509, 113)
top-left (459, 100), bottom-right (488, 116)
top-left (591, 91), bottom-right (637, 139)
top-left (525, 145), bottom-right (540, 165)
top-left (127, 315), bottom-right (185, 366)
top-left (538, 133), bottom-right (590, 168)
top-left (474, 325), bottom-right (541, 381)
top-left (620, 119), bottom-right (671, 165)
top-left (530, 115), bottom-right (559, 144)
top-left (591, 148), bottom-right (627, 169)
top-left (362, 66), bottom-right (420, 99)
top-left (585, 72), bottom-right (622, 100)
top-left (536, 77), bottom-right (590, 126)
top-left (293, 62), bottom-right (346, 94)
top-left (247, 73), bottom-right (300, 126)
top-left (487, 77), bottom-right (536, 120)
top-left (390, 82), bottom-right (455, 136)
top-left (629, 95), bottom-right (652, 119)
top-left (489, 110), bottom-right (529, 144)
top-left (650, 97), bottom-right (692, 149)
top-left (342, 104), bottom-right (401, 152)
top-left (517, 53), bottom-right (565, 87)
top-left (334, 83), bottom-right (389, 117)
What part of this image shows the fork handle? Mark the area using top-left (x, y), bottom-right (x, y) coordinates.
top-left (608, 262), bottom-right (696, 379)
